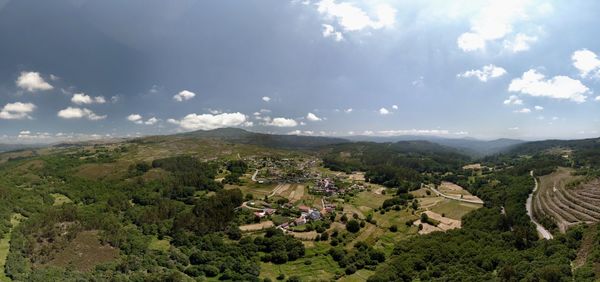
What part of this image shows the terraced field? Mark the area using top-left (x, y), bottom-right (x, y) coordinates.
top-left (533, 167), bottom-right (600, 232)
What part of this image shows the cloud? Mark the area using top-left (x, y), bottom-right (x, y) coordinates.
top-left (514, 108), bottom-right (531, 113)
top-left (379, 107), bottom-right (390, 115)
top-left (503, 33), bottom-right (538, 53)
top-left (144, 117), bottom-right (159, 125)
top-left (306, 112), bottom-right (322, 121)
top-left (344, 108), bottom-right (353, 113)
top-left (572, 49), bottom-right (600, 78)
top-left (16, 71), bottom-right (53, 92)
top-left (127, 114), bottom-right (143, 124)
top-left (0, 102), bottom-right (36, 120)
top-left (457, 0), bottom-right (534, 52)
top-left (316, 0), bottom-right (396, 32)
top-left (392, 105), bottom-right (398, 110)
top-left (57, 107), bottom-right (106, 120)
top-left (128, 114), bottom-right (159, 125)
top-left (264, 117), bottom-right (298, 127)
top-left (288, 130), bottom-right (316, 135)
top-left (534, 105), bottom-right (544, 111)
top-left (322, 24), bottom-right (343, 41)
top-left (503, 95), bottom-right (523, 105)
top-left (173, 90), bottom-right (196, 102)
top-left (458, 64), bottom-right (506, 82)
top-left (508, 69), bottom-right (589, 103)
top-left (262, 96), bottom-right (271, 102)
top-left (71, 93), bottom-right (106, 105)
top-left (457, 32), bottom-right (485, 52)
top-left (596, 96), bottom-right (600, 102)
top-left (167, 112), bottom-right (248, 130)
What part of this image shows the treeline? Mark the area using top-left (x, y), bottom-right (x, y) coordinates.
top-left (323, 141), bottom-right (469, 190)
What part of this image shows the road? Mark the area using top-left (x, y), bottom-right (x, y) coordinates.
top-left (427, 185), bottom-right (484, 204)
top-left (526, 170), bottom-right (554, 240)
top-left (251, 169), bottom-right (259, 182)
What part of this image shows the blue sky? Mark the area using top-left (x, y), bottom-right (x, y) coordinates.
top-left (0, 0), bottom-right (599, 143)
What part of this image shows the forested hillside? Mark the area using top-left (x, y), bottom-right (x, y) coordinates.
top-left (322, 141), bottom-right (470, 190)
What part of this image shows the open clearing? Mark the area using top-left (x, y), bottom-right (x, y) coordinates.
top-left (50, 193), bottom-right (73, 206)
top-left (428, 199), bottom-right (482, 220)
top-left (148, 236), bottom-right (171, 252)
top-left (240, 221), bottom-right (275, 232)
top-left (414, 211), bottom-right (461, 235)
top-left (45, 230), bottom-right (119, 272)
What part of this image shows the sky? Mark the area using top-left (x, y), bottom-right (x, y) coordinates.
top-left (0, 0), bottom-right (599, 143)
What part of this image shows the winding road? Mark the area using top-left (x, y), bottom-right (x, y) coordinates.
top-left (526, 170), bottom-right (554, 240)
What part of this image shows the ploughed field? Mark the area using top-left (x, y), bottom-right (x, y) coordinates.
top-left (533, 167), bottom-right (600, 232)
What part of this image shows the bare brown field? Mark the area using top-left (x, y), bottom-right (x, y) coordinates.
top-left (414, 211), bottom-right (461, 235)
top-left (45, 230), bottom-right (118, 272)
top-left (240, 221), bottom-right (275, 232)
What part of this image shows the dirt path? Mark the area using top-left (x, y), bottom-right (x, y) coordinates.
top-left (527, 170), bottom-right (554, 240)
top-left (251, 169), bottom-right (259, 182)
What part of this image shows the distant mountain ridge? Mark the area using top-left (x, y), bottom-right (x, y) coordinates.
top-left (345, 135), bottom-right (524, 156)
top-left (177, 128), bottom-right (350, 149)
top-left (0, 143), bottom-right (41, 153)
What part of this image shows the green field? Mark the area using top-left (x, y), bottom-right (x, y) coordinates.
top-left (50, 193), bottom-right (73, 206)
top-left (428, 199), bottom-right (482, 220)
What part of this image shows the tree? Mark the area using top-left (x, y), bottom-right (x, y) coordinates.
top-left (346, 219), bottom-right (360, 233)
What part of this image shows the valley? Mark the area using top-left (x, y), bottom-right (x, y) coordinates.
top-left (0, 129), bottom-right (596, 281)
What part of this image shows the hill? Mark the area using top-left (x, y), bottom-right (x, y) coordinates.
top-left (177, 128), bottom-right (350, 149)
top-left (345, 135), bottom-right (523, 157)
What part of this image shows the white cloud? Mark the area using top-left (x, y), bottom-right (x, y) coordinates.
top-left (514, 108), bottom-right (531, 113)
top-left (57, 107), bottom-right (106, 120)
top-left (264, 117), bottom-right (298, 127)
top-left (508, 127), bottom-right (520, 130)
top-left (595, 96), bottom-right (600, 102)
top-left (572, 49), bottom-right (600, 78)
top-left (168, 112), bottom-right (248, 131)
top-left (508, 69), bottom-right (589, 103)
top-left (71, 93), bottom-right (106, 105)
top-left (144, 117), bottom-right (159, 125)
top-left (127, 114), bottom-right (143, 124)
top-left (322, 24), bottom-right (344, 41)
top-left (128, 114), bottom-right (159, 125)
top-left (344, 108), bottom-right (353, 113)
top-left (457, 32), bottom-right (485, 52)
top-left (316, 0), bottom-right (396, 32)
top-left (16, 71), bottom-right (53, 92)
top-left (503, 95), bottom-right (523, 105)
top-left (392, 105), bottom-right (398, 110)
top-left (288, 130), bottom-right (316, 135)
top-left (0, 102), bottom-right (36, 120)
top-left (306, 112), bottom-right (322, 121)
top-left (457, 0), bottom-right (534, 52)
top-left (458, 64), bottom-right (506, 82)
top-left (534, 105), bottom-right (544, 111)
top-left (503, 33), bottom-right (538, 53)
top-left (262, 96), bottom-right (271, 102)
top-left (379, 107), bottom-right (390, 115)
top-left (173, 90), bottom-right (196, 102)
